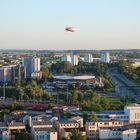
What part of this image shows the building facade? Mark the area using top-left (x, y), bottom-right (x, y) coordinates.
top-left (62, 54), bottom-right (78, 65)
top-left (124, 104), bottom-right (140, 123)
top-left (101, 52), bottom-right (110, 63)
top-left (84, 54), bottom-right (93, 63)
top-left (23, 57), bottom-right (40, 79)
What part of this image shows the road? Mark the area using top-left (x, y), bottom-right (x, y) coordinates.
top-left (108, 67), bottom-right (140, 102)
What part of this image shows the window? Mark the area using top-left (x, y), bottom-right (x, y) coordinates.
top-left (135, 113), bottom-right (137, 119)
top-left (104, 122), bottom-right (109, 125)
top-left (127, 134), bottom-right (130, 137)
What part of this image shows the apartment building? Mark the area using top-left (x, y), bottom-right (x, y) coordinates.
top-left (99, 128), bottom-right (137, 140)
top-left (124, 104), bottom-right (140, 123)
top-left (85, 120), bottom-right (124, 140)
top-left (32, 127), bottom-right (57, 140)
top-left (56, 120), bottom-right (80, 139)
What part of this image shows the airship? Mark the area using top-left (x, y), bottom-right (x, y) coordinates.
top-left (65, 27), bottom-right (76, 32)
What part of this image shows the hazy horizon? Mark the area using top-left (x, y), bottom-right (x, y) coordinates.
top-left (0, 0), bottom-right (140, 50)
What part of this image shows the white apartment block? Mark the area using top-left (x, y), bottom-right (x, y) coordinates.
top-left (99, 128), bottom-right (137, 140)
top-left (71, 55), bottom-right (78, 65)
top-left (85, 120), bottom-right (124, 140)
top-left (124, 104), bottom-right (140, 123)
top-left (62, 54), bottom-right (71, 63)
top-left (84, 54), bottom-right (93, 63)
top-left (121, 129), bottom-right (137, 140)
top-left (0, 128), bottom-right (10, 140)
top-left (101, 52), bottom-right (110, 63)
top-left (62, 54), bottom-right (78, 65)
top-left (97, 104), bottom-right (140, 123)
top-left (33, 57), bottom-right (40, 72)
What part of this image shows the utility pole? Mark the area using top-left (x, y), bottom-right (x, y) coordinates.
top-left (40, 94), bottom-right (42, 103)
top-left (33, 93), bottom-right (35, 104)
top-left (3, 83), bottom-right (5, 99)
top-left (67, 83), bottom-right (69, 104)
top-left (57, 92), bottom-right (59, 105)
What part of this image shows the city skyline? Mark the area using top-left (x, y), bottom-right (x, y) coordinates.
top-left (0, 0), bottom-right (140, 50)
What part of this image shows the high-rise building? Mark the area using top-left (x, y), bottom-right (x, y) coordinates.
top-left (84, 54), bottom-right (93, 63)
top-left (24, 57), bottom-right (33, 78)
top-left (33, 57), bottom-right (40, 72)
top-left (24, 57), bottom-right (40, 78)
top-left (71, 55), bottom-right (78, 65)
top-left (0, 67), bottom-right (11, 83)
top-left (11, 64), bottom-right (21, 84)
top-left (62, 54), bottom-right (78, 65)
top-left (62, 54), bottom-right (71, 63)
top-left (101, 52), bottom-right (110, 63)
top-left (0, 64), bottom-right (25, 84)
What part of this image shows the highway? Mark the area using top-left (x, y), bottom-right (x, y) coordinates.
top-left (108, 67), bottom-right (140, 102)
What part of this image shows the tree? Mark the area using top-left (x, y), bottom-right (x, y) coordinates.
top-left (68, 129), bottom-right (87, 140)
top-left (100, 97), bottom-right (110, 110)
top-left (91, 92), bottom-right (101, 103)
top-left (70, 91), bottom-right (78, 104)
top-left (18, 88), bottom-right (25, 101)
top-left (118, 60), bottom-right (139, 81)
top-left (41, 64), bottom-right (50, 81)
top-left (15, 132), bottom-right (33, 140)
top-left (10, 102), bottom-right (23, 111)
top-left (0, 109), bottom-right (10, 120)
top-left (83, 112), bottom-right (88, 124)
top-left (65, 111), bottom-right (72, 119)
top-left (91, 111), bottom-right (98, 121)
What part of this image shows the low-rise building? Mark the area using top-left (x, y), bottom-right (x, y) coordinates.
top-left (68, 116), bottom-right (83, 128)
top-left (124, 104), bottom-right (140, 123)
top-left (8, 122), bottom-right (26, 134)
top-left (0, 123), bottom-right (10, 140)
top-left (99, 128), bottom-right (137, 140)
top-left (31, 121), bottom-right (52, 129)
top-left (52, 106), bottom-right (68, 119)
top-left (85, 120), bottom-right (124, 140)
top-left (97, 110), bottom-right (128, 122)
top-left (56, 120), bottom-right (80, 139)
top-left (32, 127), bottom-right (57, 140)
top-left (31, 119), bottom-right (57, 140)
top-left (132, 59), bottom-right (140, 68)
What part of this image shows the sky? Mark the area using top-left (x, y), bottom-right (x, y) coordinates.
top-left (0, 0), bottom-right (140, 50)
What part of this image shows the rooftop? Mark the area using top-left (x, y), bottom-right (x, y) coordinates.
top-left (53, 75), bottom-right (95, 80)
top-left (69, 116), bottom-right (83, 121)
top-left (125, 103), bottom-right (140, 107)
top-left (32, 121), bottom-right (52, 126)
top-left (34, 127), bottom-right (56, 132)
top-left (0, 123), bottom-right (7, 128)
top-left (64, 127), bottom-right (85, 132)
top-left (59, 120), bottom-right (78, 124)
top-left (8, 122), bottom-right (25, 127)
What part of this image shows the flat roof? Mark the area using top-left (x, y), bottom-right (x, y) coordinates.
top-left (0, 123), bottom-right (7, 128)
top-left (34, 127), bottom-right (55, 132)
top-left (53, 75), bottom-right (95, 80)
top-left (33, 121), bottom-right (52, 126)
top-left (64, 127), bottom-right (85, 132)
top-left (8, 122), bottom-right (25, 127)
